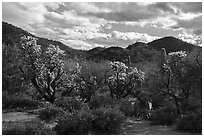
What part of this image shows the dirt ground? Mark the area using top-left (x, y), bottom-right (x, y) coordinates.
top-left (2, 112), bottom-right (193, 135)
top-left (2, 112), bottom-right (38, 122)
top-left (121, 118), bottom-right (193, 135)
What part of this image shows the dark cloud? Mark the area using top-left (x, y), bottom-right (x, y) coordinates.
top-left (148, 2), bottom-right (175, 13)
top-left (85, 2), bottom-right (202, 23)
top-left (173, 2), bottom-right (202, 13)
top-left (88, 11), bottom-right (154, 22)
top-left (2, 2), bottom-right (202, 50)
top-left (172, 16), bottom-right (202, 35)
top-left (193, 29), bottom-right (202, 35)
top-left (88, 3), bottom-right (163, 22)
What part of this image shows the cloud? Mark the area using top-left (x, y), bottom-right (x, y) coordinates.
top-left (87, 2), bottom-right (201, 23)
top-left (2, 2), bottom-right (48, 31)
top-left (44, 10), bottom-right (90, 28)
top-left (61, 39), bottom-right (93, 50)
top-left (148, 2), bottom-right (175, 13)
top-left (172, 2), bottom-right (202, 13)
top-left (66, 2), bottom-right (111, 14)
top-left (60, 39), bottom-right (106, 50)
top-left (172, 15), bottom-right (202, 35)
top-left (43, 2), bottom-right (62, 10)
top-left (88, 3), bottom-right (167, 22)
top-left (2, 2), bottom-right (202, 50)
top-left (178, 32), bottom-right (202, 46)
top-left (111, 31), bottom-right (161, 43)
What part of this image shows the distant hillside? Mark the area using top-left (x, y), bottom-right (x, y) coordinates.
top-left (3, 21), bottom-right (199, 62)
top-left (87, 36), bottom-right (199, 63)
top-left (88, 46), bottom-right (130, 62)
top-left (148, 36), bottom-right (195, 53)
top-left (87, 47), bottom-right (105, 57)
top-left (2, 21), bottom-right (87, 59)
top-left (126, 42), bottom-right (148, 50)
top-left (127, 42), bottom-right (160, 63)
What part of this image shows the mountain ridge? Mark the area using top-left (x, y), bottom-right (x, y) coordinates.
top-left (2, 21), bottom-right (86, 59)
top-left (2, 21), bottom-right (199, 62)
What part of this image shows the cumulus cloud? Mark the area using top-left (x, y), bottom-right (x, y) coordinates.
top-left (60, 39), bottom-right (106, 50)
top-left (148, 2), bottom-right (175, 13)
top-left (172, 2), bottom-right (202, 13)
top-left (67, 2), bottom-right (111, 14)
top-left (2, 2), bottom-right (47, 31)
top-left (172, 15), bottom-right (202, 35)
top-left (88, 3), bottom-right (164, 22)
top-left (2, 2), bottom-right (202, 50)
top-left (43, 2), bottom-right (62, 10)
top-left (58, 27), bottom-right (109, 41)
top-left (178, 32), bottom-right (202, 46)
top-left (111, 31), bottom-right (161, 43)
top-left (44, 10), bottom-right (90, 27)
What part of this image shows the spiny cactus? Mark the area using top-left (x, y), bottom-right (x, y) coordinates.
top-left (127, 56), bottom-right (131, 67)
top-left (161, 48), bottom-right (167, 64)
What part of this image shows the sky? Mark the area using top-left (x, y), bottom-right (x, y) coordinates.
top-left (2, 2), bottom-right (202, 50)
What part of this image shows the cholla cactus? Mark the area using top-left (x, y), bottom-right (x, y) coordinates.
top-left (107, 61), bottom-right (145, 99)
top-left (18, 36), bottom-right (65, 104)
top-left (168, 51), bottom-right (187, 61)
top-left (110, 61), bottom-right (128, 72)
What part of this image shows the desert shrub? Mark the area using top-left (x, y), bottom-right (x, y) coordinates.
top-left (177, 111), bottom-right (202, 134)
top-left (2, 120), bottom-right (55, 135)
top-left (38, 106), bottom-right (65, 122)
top-left (180, 97), bottom-right (201, 113)
top-left (74, 61), bottom-right (110, 103)
top-left (88, 93), bottom-right (117, 109)
top-left (150, 93), bottom-right (165, 109)
top-left (89, 95), bottom-right (135, 117)
top-left (151, 105), bottom-right (178, 125)
top-left (2, 92), bottom-right (41, 111)
top-left (116, 99), bottom-right (134, 117)
top-left (54, 109), bottom-right (93, 135)
top-left (54, 97), bottom-right (83, 112)
top-left (91, 106), bottom-right (125, 135)
top-left (54, 106), bottom-right (125, 135)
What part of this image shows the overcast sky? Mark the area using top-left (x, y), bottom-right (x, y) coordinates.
top-left (2, 2), bottom-right (202, 50)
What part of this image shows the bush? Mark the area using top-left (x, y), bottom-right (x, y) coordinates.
top-left (38, 106), bottom-right (65, 122)
top-left (54, 97), bottom-right (83, 112)
top-left (2, 120), bottom-right (55, 135)
top-left (91, 106), bottom-right (125, 135)
top-left (151, 105), bottom-right (178, 125)
top-left (89, 95), bottom-right (135, 117)
top-left (116, 99), bottom-right (134, 117)
top-left (54, 106), bottom-right (125, 135)
top-left (180, 98), bottom-right (201, 113)
top-left (177, 111), bottom-right (202, 134)
top-left (54, 109), bottom-right (93, 135)
top-left (2, 92), bottom-right (41, 111)
top-left (88, 93), bottom-right (116, 109)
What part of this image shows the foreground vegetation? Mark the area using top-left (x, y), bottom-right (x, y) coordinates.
top-left (2, 36), bottom-right (202, 134)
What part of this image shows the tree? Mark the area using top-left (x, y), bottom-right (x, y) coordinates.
top-left (18, 36), bottom-right (65, 104)
top-left (74, 61), bottom-right (110, 102)
top-left (2, 43), bottom-right (27, 93)
top-left (155, 48), bottom-right (202, 114)
top-left (107, 61), bottom-right (145, 99)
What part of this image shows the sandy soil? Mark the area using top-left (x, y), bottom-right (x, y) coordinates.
top-left (2, 112), bottom-right (38, 122)
top-left (122, 118), bottom-right (193, 135)
top-left (2, 112), bottom-right (193, 135)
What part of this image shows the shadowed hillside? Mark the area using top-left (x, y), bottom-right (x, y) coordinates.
top-left (148, 36), bottom-right (195, 53)
top-left (88, 46), bottom-right (130, 62)
top-left (2, 21), bottom-right (87, 59)
top-left (3, 21), bottom-right (199, 62)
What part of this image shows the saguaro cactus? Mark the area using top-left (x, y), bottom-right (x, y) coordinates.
top-left (160, 48), bottom-right (167, 68)
top-left (127, 56), bottom-right (131, 67)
